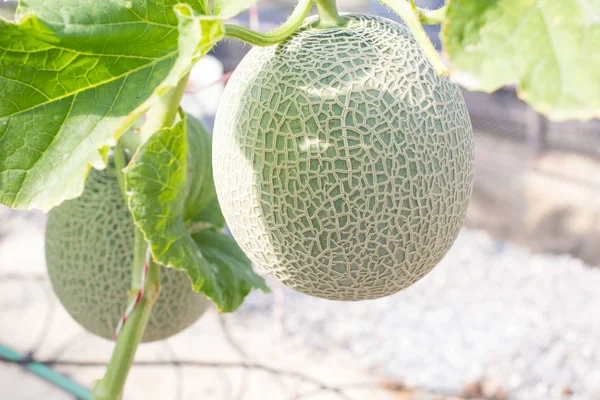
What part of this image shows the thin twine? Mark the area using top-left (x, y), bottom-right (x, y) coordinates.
top-left (114, 247), bottom-right (152, 339)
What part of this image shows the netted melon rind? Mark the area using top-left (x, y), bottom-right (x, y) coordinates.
top-left (213, 14), bottom-right (475, 301)
top-left (45, 168), bottom-right (209, 342)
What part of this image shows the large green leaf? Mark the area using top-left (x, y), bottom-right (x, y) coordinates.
top-left (124, 113), bottom-right (268, 312)
top-left (443, 0), bottom-right (600, 121)
top-left (0, 0), bottom-right (224, 211)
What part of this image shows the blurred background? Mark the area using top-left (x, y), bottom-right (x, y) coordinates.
top-left (1, 1), bottom-right (600, 399)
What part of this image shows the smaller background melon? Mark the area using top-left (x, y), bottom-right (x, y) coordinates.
top-left (45, 166), bottom-right (209, 342)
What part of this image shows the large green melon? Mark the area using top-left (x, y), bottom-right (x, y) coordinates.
top-left (213, 14), bottom-right (475, 301)
top-left (45, 166), bottom-right (209, 342)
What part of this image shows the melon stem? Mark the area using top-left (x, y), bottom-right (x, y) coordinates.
top-left (91, 74), bottom-right (190, 400)
top-left (315, 0), bottom-right (346, 28)
top-left (140, 72), bottom-right (190, 143)
top-left (92, 240), bottom-right (160, 400)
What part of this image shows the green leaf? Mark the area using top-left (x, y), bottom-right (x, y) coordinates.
top-left (124, 113), bottom-right (268, 312)
top-left (191, 228), bottom-right (264, 301)
top-left (213, 0), bottom-right (259, 18)
top-left (0, 0), bottom-right (224, 211)
top-left (189, 198), bottom-right (226, 232)
top-left (183, 113), bottom-right (218, 222)
top-left (443, 0), bottom-right (600, 121)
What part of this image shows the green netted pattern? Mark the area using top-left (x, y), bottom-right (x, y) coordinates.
top-left (213, 15), bottom-right (474, 300)
top-left (45, 168), bottom-right (209, 342)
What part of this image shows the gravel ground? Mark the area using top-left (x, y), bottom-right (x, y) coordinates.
top-left (231, 230), bottom-right (600, 400)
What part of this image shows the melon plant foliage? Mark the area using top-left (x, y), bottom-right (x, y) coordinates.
top-left (443, 0), bottom-right (600, 121)
top-left (0, 0), bottom-right (225, 211)
top-left (125, 113), bottom-right (269, 312)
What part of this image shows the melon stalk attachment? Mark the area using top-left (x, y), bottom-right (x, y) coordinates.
top-left (379, 0), bottom-right (448, 76)
top-left (92, 75), bottom-right (190, 400)
top-left (224, 0), bottom-right (313, 46)
top-left (315, 0), bottom-right (346, 28)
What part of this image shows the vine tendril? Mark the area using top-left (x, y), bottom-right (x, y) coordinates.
top-left (224, 0), bottom-right (313, 46)
top-left (378, 0), bottom-right (448, 75)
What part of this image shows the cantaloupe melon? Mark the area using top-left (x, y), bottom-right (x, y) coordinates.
top-left (45, 166), bottom-right (209, 342)
top-left (213, 14), bottom-right (475, 301)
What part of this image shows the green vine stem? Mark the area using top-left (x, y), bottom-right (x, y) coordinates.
top-left (92, 147), bottom-right (159, 399)
top-left (379, 0), bottom-right (448, 76)
top-left (415, 4), bottom-right (446, 25)
top-left (314, 0), bottom-right (346, 28)
top-left (92, 75), bottom-right (190, 400)
top-left (140, 73), bottom-right (190, 143)
top-left (92, 235), bottom-right (159, 400)
top-left (224, 0), bottom-right (313, 46)
top-left (113, 144), bottom-right (128, 205)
